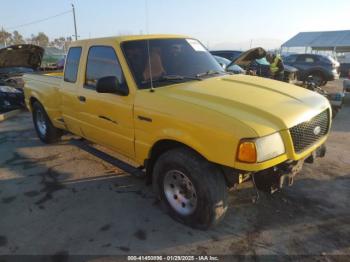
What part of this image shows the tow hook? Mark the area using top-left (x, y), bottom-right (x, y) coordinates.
top-left (305, 144), bottom-right (327, 164)
top-left (252, 160), bottom-right (304, 194)
top-left (279, 174), bottom-right (294, 188)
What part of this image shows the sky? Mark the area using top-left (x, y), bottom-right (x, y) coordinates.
top-left (1, 0), bottom-right (349, 50)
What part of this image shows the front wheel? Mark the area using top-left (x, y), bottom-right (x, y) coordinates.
top-left (153, 148), bottom-right (228, 229)
top-left (32, 101), bottom-right (62, 144)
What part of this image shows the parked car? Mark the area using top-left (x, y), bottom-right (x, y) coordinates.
top-left (213, 55), bottom-right (245, 74)
top-left (283, 54), bottom-right (340, 86)
top-left (210, 50), bottom-right (243, 61)
top-left (344, 79), bottom-right (350, 92)
top-left (56, 58), bottom-right (66, 70)
top-left (0, 44), bottom-right (44, 112)
top-left (211, 49), bottom-right (298, 84)
top-left (0, 85), bottom-right (25, 113)
top-left (24, 35), bottom-right (331, 229)
top-left (339, 63), bottom-right (350, 78)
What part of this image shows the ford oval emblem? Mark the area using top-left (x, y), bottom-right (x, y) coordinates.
top-left (313, 126), bottom-right (321, 136)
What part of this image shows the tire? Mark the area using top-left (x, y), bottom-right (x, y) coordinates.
top-left (152, 147), bottom-right (228, 229)
top-left (308, 72), bottom-right (324, 87)
top-left (32, 101), bottom-right (62, 143)
top-left (331, 107), bottom-right (339, 119)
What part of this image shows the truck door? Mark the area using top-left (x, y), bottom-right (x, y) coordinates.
top-left (76, 45), bottom-right (135, 158)
top-left (60, 46), bottom-right (84, 136)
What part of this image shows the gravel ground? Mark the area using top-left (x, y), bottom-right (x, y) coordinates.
top-left (0, 80), bottom-right (349, 260)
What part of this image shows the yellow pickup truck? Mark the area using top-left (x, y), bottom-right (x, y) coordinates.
top-left (24, 35), bottom-right (331, 228)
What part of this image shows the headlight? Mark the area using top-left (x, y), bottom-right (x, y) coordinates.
top-left (237, 132), bottom-right (285, 163)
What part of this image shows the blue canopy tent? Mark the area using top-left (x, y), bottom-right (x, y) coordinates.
top-left (282, 30), bottom-right (350, 53)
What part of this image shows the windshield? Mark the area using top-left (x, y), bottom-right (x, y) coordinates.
top-left (122, 38), bottom-right (225, 89)
top-left (213, 55), bottom-right (231, 66)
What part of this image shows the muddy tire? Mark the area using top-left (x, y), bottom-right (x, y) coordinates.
top-left (32, 101), bottom-right (62, 144)
top-left (308, 72), bottom-right (324, 87)
top-left (153, 148), bottom-right (228, 229)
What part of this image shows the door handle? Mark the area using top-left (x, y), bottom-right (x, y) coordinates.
top-left (137, 115), bottom-right (152, 122)
top-left (78, 96), bottom-right (86, 102)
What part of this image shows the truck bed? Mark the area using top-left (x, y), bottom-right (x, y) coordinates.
top-left (23, 71), bottom-right (64, 128)
top-left (24, 71), bottom-right (63, 85)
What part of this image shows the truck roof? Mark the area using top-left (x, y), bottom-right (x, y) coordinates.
top-left (71, 34), bottom-right (190, 47)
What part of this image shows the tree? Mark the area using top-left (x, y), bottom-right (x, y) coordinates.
top-left (49, 36), bottom-right (72, 51)
top-left (12, 30), bottom-right (25, 45)
top-left (31, 32), bottom-right (49, 47)
top-left (50, 37), bottom-right (66, 49)
top-left (26, 34), bottom-right (36, 45)
top-left (63, 36), bottom-right (72, 52)
top-left (0, 28), bottom-right (12, 46)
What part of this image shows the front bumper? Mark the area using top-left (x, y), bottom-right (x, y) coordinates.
top-left (223, 144), bottom-right (327, 192)
top-left (329, 69), bottom-right (340, 80)
top-left (252, 144), bottom-right (326, 193)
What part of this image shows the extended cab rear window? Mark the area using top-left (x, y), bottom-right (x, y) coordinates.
top-left (64, 47), bottom-right (82, 83)
top-left (84, 46), bottom-right (126, 90)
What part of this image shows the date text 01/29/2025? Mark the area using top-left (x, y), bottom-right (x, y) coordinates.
top-left (127, 255), bottom-right (219, 261)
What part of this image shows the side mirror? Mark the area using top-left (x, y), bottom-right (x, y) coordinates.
top-left (96, 76), bottom-right (129, 96)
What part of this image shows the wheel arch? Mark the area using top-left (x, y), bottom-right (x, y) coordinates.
top-left (145, 139), bottom-right (207, 184)
top-left (307, 69), bottom-right (327, 79)
top-left (29, 96), bottom-right (40, 111)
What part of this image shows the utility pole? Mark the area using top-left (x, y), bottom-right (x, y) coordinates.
top-left (72, 4), bottom-right (78, 40)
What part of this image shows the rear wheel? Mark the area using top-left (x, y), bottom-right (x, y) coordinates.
top-left (153, 148), bottom-right (228, 229)
top-left (32, 101), bottom-right (62, 143)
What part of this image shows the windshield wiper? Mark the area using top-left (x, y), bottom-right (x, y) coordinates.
top-left (142, 75), bottom-right (202, 85)
top-left (196, 70), bottom-right (225, 78)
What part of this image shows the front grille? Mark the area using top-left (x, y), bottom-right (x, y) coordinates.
top-left (290, 109), bottom-right (330, 153)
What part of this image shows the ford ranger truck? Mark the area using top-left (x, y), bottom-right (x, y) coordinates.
top-left (24, 35), bottom-right (331, 229)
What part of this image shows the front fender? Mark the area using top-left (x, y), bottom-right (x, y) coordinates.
top-left (134, 121), bottom-right (241, 169)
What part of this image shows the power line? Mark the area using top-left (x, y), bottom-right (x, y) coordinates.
top-left (4, 10), bottom-right (72, 31)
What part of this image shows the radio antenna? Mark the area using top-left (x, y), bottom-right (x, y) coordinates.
top-left (145, 0), bottom-right (154, 92)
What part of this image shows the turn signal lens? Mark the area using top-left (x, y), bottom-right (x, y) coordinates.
top-left (237, 141), bottom-right (257, 163)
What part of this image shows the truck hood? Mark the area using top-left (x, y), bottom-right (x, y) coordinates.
top-left (228, 48), bottom-right (298, 74)
top-left (156, 74), bottom-right (330, 136)
top-left (0, 44), bottom-right (44, 70)
top-left (229, 47), bottom-right (266, 67)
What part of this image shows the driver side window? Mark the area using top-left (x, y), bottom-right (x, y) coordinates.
top-left (85, 46), bottom-right (127, 91)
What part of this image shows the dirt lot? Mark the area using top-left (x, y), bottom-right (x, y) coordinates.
top-left (0, 80), bottom-right (349, 259)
